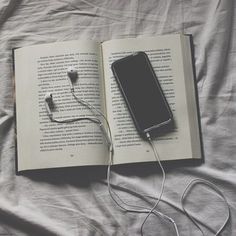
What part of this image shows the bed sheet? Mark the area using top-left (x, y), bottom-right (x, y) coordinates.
top-left (0, 0), bottom-right (236, 235)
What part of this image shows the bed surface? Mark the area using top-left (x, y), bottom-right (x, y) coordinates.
top-left (0, 0), bottom-right (236, 235)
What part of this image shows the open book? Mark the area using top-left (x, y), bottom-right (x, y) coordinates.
top-left (14, 34), bottom-right (202, 172)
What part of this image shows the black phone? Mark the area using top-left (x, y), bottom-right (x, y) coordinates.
top-left (111, 51), bottom-right (173, 139)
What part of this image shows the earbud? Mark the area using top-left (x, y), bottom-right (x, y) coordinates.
top-left (44, 92), bottom-right (53, 102)
top-left (44, 92), bottom-right (53, 118)
top-left (67, 66), bottom-right (78, 79)
top-left (67, 66), bottom-right (78, 91)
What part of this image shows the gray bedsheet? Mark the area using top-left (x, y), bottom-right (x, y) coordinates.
top-left (0, 0), bottom-right (235, 235)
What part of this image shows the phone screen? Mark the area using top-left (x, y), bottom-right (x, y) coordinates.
top-left (111, 52), bottom-right (172, 136)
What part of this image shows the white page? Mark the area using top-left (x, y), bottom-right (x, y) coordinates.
top-left (102, 34), bottom-right (200, 164)
top-left (15, 40), bottom-right (108, 171)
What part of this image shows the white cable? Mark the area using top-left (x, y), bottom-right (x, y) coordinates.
top-left (141, 133), bottom-right (168, 235)
top-left (45, 67), bottom-right (231, 236)
top-left (44, 100), bottom-right (101, 125)
top-left (181, 178), bottom-right (231, 236)
top-left (106, 133), bottom-right (180, 236)
top-left (70, 72), bottom-right (231, 236)
top-left (70, 87), bottom-right (113, 153)
top-left (70, 76), bottom-right (178, 236)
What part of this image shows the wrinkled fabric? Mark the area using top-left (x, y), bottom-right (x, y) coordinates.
top-left (0, 0), bottom-right (236, 235)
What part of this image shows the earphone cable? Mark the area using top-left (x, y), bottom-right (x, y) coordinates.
top-left (140, 133), bottom-right (167, 235)
top-left (70, 83), bottom-right (179, 236)
top-left (44, 67), bottom-right (230, 236)
top-left (106, 133), bottom-right (180, 236)
top-left (50, 116), bottom-right (101, 124)
top-left (181, 178), bottom-right (231, 236)
top-left (70, 88), bottom-right (114, 152)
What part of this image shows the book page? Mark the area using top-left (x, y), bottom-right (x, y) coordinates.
top-left (102, 35), bottom-right (201, 164)
top-left (15, 40), bottom-right (108, 171)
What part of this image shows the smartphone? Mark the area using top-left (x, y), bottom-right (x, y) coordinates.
top-left (111, 51), bottom-right (173, 138)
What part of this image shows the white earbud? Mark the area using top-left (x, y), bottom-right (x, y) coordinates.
top-left (67, 66), bottom-right (78, 91)
top-left (44, 92), bottom-right (53, 102)
top-left (44, 93), bottom-right (53, 118)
